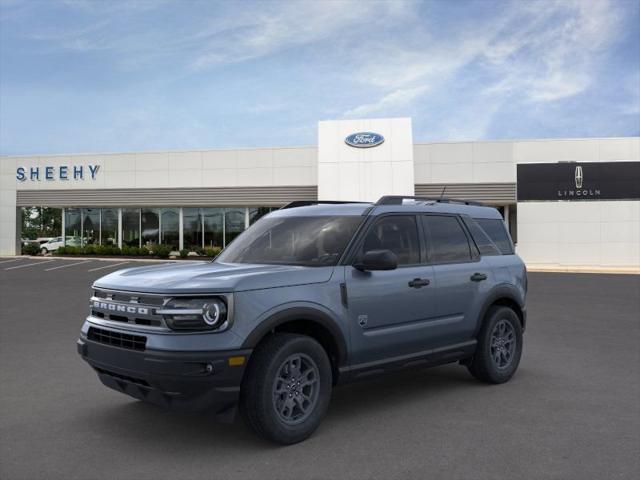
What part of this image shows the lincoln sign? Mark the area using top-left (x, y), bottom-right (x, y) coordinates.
top-left (516, 161), bottom-right (640, 201)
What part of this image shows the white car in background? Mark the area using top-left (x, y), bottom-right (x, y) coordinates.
top-left (40, 236), bottom-right (81, 254)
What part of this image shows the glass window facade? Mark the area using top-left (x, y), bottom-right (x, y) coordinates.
top-left (122, 208), bottom-right (140, 247)
top-left (61, 206), bottom-right (272, 252)
top-left (160, 208), bottom-right (179, 249)
top-left (183, 208), bottom-right (202, 251)
top-left (64, 208), bottom-right (82, 246)
top-left (203, 208), bottom-right (224, 249)
top-left (249, 207), bottom-right (272, 225)
top-left (141, 208), bottom-right (160, 247)
top-left (224, 208), bottom-right (245, 246)
top-left (82, 208), bottom-right (100, 245)
top-left (101, 209), bottom-right (119, 246)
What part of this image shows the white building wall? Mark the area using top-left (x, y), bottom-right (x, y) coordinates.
top-left (318, 118), bottom-right (414, 202)
top-left (515, 137), bottom-right (640, 270)
top-left (0, 157), bottom-right (19, 256)
top-left (9, 146), bottom-right (317, 192)
top-left (0, 147), bottom-right (317, 255)
top-left (413, 141), bottom-right (515, 184)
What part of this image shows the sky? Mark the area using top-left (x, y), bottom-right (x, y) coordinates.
top-left (0, 0), bottom-right (639, 155)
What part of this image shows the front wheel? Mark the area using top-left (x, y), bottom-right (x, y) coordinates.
top-left (239, 333), bottom-right (332, 444)
top-left (40, 248), bottom-right (48, 255)
top-left (467, 306), bottom-right (523, 384)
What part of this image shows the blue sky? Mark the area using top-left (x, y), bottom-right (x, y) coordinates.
top-left (1, 0), bottom-right (639, 155)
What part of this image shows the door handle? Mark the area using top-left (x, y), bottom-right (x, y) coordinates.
top-left (470, 272), bottom-right (488, 282)
top-left (408, 278), bottom-right (430, 288)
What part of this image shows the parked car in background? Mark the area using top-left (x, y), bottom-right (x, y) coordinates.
top-left (40, 236), bottom-right (81, 254)
top-left (22, 237), bottom-right (53, 247)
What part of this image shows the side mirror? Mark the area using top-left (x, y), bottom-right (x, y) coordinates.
top-left (353, 249), bottom-right (398, 271)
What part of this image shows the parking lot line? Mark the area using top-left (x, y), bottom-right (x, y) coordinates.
top-left (44, 260), bottom-right (92, 271)
top-left (5, 260), bottom-right (56, 270)
top-left (0, 258), bottom-right (24, 265)
top-left (87, 261), bottom-right (129, 272)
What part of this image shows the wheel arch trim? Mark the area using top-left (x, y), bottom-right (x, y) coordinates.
top-left (240, 305), bottom-right (348, 367)
top-left (475, 284), bottom-right (526, 335)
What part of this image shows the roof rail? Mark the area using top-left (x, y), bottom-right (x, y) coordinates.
top-left (280, 200), bottom-right (369, 210)
top-left (375, 195), bottom-right (485, 206)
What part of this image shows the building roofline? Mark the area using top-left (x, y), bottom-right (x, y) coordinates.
top-left (412, 136), bottom-right (640, 146)
top-left (2, 136), bottom-right (638, 159)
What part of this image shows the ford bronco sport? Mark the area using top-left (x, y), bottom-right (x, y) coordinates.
top-left (77, 196), bottom-right (527, 444)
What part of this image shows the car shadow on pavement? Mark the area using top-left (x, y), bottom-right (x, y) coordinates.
top-left (75, 363), bottom-right (488, 451)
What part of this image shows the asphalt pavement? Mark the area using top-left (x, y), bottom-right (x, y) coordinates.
top-left (0, 259), bottom-right (638, 480)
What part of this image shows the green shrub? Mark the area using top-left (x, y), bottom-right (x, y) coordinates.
top-left (179, 249), bottom-right (189, 259)
top-left (62, 246), bottom-right (80, 255)
top-left (204, 247), bottom-right (222, 258)
top-left (83, 244), bottom-right (96, 255)
top-left (22, 243), bottom-right (41, 256)
top-left (154, 244), bottom-right (171, 259)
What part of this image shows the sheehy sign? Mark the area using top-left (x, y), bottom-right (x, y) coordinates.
top-left (16, 164), bottom-right (100, 182)
top-left (517, 162), bottom-right (640, 201)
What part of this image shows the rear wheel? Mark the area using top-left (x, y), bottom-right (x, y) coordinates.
top-left (467, 306), bottom-right (523, 384)
top-left (239, 333), bottom-right (332, 444)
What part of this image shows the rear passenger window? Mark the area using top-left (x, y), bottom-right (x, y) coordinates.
top-left (423, 215), bottom-right (472, 263)
top-left (476, 218), bottom-right (514, 255)
top-left (361, 216), bottom-right (420, 265)
top-left (462, 217), bottom-right (501, 256)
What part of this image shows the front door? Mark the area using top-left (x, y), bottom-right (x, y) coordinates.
top-left (345, 215), bottom-right (438, 365)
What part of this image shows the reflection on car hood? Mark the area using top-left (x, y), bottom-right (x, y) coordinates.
top-left (93, 261), bottom-right (335, 294)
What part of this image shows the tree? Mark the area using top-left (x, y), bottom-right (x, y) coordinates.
top-left (21, 207), bottom-right (62, 239)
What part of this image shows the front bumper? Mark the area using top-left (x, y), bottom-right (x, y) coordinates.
top-left (77, 335), bottom-right (251, 415)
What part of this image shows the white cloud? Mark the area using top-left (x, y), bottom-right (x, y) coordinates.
top-left (344, 85), bottom-right (429, 118)
top-left (342, 0), bottom-right (625, 132)
top-left (189, 1), bottom-right (413, 71)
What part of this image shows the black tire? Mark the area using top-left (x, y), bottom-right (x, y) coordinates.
top-left (41, 248), bottom-right (48, 255)
top-left (467, 306), bottom-right (523, 384)
top-left (239, 333), bottom-right (332, 444)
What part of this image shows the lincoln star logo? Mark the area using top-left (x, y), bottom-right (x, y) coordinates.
top-left (558, 164), bottom-right (600, 199)
top-left (575, 166), bottom-right (583, 188)
top-left (345, 132), bottom-right (385, 148)
top-left (92, 300), bottom-right (149, 315)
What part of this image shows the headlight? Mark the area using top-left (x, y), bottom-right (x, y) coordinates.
top-left (157, 297), bottom-right (228, 331)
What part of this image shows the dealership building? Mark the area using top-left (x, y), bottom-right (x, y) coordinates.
top-left (1, 118), bottom-right (639, 270)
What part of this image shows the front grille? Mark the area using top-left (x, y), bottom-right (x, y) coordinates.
top-left (90, 288), bottom-right (167, 329)
top-left (88, 326), bottom-right (147, 351)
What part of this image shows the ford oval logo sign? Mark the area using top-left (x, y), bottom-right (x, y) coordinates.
top-left (345, 132), bottom-right (385, 148)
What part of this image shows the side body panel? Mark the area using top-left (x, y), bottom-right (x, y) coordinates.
top-left (344, 264), bottom-right (438, 364)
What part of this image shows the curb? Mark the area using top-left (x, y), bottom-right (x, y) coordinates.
top-left (526, 266), bottom-right (640, 275)
top-left (0, 255), bottom-right (207, 263)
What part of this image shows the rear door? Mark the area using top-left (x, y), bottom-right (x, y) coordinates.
top-left (345, 214), bottom-right (438, 364)
top-left (421, 214), bottom-right (492, 345)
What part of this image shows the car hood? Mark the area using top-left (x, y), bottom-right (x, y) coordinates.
top-left (93, 261), bottom-right (335, 294)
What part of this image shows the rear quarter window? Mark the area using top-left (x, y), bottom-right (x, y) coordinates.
top-left (475, 218), bottom-right (514, 255)
top-left (461, 217), bottom-right (501, 256)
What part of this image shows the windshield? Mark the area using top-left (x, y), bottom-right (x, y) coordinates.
top-left (216, 215), bottom-right (363, 266)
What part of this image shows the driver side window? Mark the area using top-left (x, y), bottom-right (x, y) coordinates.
top-left (360, 216), bottom-right (420, 265)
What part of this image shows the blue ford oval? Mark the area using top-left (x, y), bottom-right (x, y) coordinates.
top-left (345, 132), bottom-right (385, 148)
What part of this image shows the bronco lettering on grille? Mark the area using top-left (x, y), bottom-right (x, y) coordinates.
top-left (91, 301), bottom-right (149, 315)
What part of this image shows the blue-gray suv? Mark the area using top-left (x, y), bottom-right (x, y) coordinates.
top-left (77, 196), bottom-right (527, 444)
